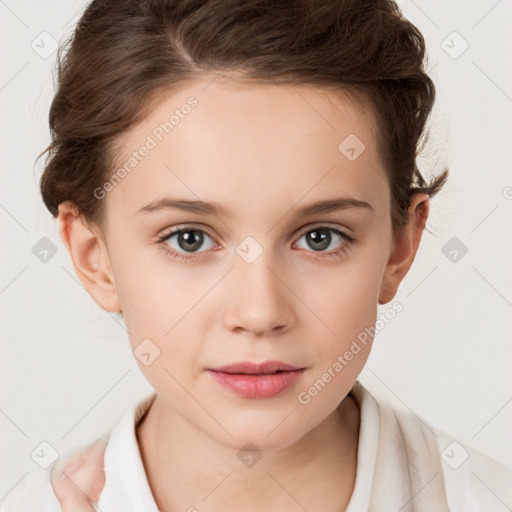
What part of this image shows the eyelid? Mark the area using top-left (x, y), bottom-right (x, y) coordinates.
top-left (293, 221), bottom-right (355, 240)
top-left (158, 223), bottom-right (219, 243)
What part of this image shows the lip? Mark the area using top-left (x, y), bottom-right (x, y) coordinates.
top-left (208, 360), bottom-right (305, 399)
top-left (209, 360), bottom-right (303, 375)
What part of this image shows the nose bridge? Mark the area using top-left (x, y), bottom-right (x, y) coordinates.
top-left (222, 234), bottom-right (294, 334)
top-left (234, 233), bottom-right (283, 297)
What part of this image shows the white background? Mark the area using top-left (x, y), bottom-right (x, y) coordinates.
top-left (1, 0), bottom-right (511, 500)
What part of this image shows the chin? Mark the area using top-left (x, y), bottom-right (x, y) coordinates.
top-left (202, 411), bottom-right (309, 453)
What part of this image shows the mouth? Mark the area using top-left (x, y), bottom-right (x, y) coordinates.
top-left (208, 360), bottom-right (304, 375)
top-left (207, 360), bottom-right (306, 399)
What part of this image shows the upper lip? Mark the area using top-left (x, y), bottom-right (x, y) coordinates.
top-left (209, 360), bottom-right (304, 375)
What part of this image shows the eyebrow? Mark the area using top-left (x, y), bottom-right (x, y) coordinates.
top-left (136, 196), bottom-right (373, 217)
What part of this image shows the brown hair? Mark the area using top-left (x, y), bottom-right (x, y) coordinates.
top-left (37, 0), bottom-right (448, 236)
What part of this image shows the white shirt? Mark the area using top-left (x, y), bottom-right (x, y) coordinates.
top-left (2, 382), bottom-right (511, 511)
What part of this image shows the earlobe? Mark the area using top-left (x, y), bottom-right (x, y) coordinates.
top-left (378, 194), bottom-right (430, 305)
top-left (57, 201), bottom-right (121, 313)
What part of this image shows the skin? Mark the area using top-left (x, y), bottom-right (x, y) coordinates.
top-left (56, 76), bottom-right (429, 511)
top-left (50, 433), bottom-right (107, 510)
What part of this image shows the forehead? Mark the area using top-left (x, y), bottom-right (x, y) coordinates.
top-left (104, 77), bottom-right (389, 224)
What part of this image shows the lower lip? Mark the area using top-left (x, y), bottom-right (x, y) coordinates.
top-left (208, 369), bottom-right (305, 399)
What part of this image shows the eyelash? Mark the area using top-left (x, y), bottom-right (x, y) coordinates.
top-left (156, 224), bottom-right (356, 263)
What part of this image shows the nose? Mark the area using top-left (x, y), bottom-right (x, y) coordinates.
top-left (222, 248), bottom-right (296, 337)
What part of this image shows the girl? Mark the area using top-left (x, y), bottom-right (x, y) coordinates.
top-left (3, 0), bottom-right (510, 510)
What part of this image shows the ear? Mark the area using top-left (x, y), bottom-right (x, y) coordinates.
top-left (378, 193), bottom-right (430, 305)
top-left (57, 201), bottom-right (121, 313)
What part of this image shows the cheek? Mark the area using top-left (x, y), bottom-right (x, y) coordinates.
top-left (110, 246), bottom-right (209, 370)
top-left (296, 280), bottom-right (378, 414)
top-left (107, 244), bottom-right (172, 346)
top-left (319, 288), bottom-right (377, 379)
top-left (113, 263), bottom-right (203, 397)
top-left (306, 257), bottom-right (383, 335)
top-left (303, 249), bottom-right (386, 371)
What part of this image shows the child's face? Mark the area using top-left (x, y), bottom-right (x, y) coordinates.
top-left (65, 77), bottom-right (426, 449)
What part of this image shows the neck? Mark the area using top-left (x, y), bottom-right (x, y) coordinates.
top-left (136, 393), bottom-right (360, 512)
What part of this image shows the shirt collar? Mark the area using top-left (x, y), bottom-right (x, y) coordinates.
top-left (345, 381), bottom-right (380, 511)
top-left (97, 392), bottom-right (159, 511)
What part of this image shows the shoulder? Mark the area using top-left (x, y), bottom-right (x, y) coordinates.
top-left (1, 430), bottom-right (111, 512)
top-left (373, 390), bottom-right (512, 511)
top-left (1, 395), bottom-right (155, 512)
top-left (431, 426), bottom-right (512, 511)
top-left (0, 465), bottom-right (62, 512)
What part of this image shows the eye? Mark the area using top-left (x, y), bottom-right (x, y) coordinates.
top-left (157, 226), bottom-right (217, 262)
top-left (293, 225), bottom-right (354, 259)
top-left (157, 224), bottom-right (355, 263)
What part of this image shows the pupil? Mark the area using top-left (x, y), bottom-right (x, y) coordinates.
top-left (308, 229), bottom-right (330, 251)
